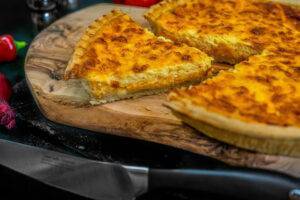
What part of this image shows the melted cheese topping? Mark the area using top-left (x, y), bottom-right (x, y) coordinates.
top-left (163, 0), bottom-right (300, 127)
top-left (66, 10), bottom-right (211, 99)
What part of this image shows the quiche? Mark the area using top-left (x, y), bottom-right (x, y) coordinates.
top-left (157, 0), bottom-right (300, 156)
top-left (145, 0), bottom-right (300, 64)
top-left (65, 10), bottom-right (212, 104)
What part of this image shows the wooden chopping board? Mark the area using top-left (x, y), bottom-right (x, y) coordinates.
top-left (25, 3), bottom-right (300, 177)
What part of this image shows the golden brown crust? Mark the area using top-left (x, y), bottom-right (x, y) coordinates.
top-left (170, 106), bottom-right (300, 157)
top-left (65, 10), bottom-right (212, 104)
top-left (166, 94), bottom-right (300, 157)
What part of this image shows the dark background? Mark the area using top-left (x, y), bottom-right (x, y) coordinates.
top-left (0, 1), bottom-right (241, 200)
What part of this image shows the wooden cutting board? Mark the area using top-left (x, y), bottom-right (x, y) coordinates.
top-left (25, 3), bottom-right (300, 177)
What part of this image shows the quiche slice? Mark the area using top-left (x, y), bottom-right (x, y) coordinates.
top-left (167, 41), bottom-right (300, 156)
top-left (145, 0), bottom-right (300, 64)
top-left (65, 10), bottom-right (212, 104)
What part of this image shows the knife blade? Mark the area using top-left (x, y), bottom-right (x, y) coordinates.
top-left (1, 139), bottom-right (300, 200)
top-left (0, 139), bottom-right (148, 200)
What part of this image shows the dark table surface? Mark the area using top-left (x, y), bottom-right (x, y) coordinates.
top-left (0, 1), bottom-right (243, 200)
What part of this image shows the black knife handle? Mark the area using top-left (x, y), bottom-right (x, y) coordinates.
top-left (148, 168), bottom-right (300, 200)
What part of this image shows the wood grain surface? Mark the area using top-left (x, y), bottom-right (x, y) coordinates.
top-left (25, 3), bottom-right (300, 177)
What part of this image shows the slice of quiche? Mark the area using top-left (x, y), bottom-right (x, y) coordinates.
top-left (167, 51), bottom-right (300, 156)
top-left (65, 10), bottom-right (212, 104)
top-left (145, 0), bottom-right (300, 64)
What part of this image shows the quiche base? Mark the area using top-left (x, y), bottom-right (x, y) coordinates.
top-left (88, 77), bottom-right (204, 105)
top-left (166, 97), bottom-right (300, 157)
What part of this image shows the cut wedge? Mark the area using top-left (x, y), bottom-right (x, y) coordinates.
top-left (65, 10), bottom-right (212, 104)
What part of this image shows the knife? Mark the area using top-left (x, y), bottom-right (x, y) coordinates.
top-left (0, 139), bottom-right (300, 200)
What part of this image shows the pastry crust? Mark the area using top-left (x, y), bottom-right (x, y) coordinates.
top-left (65, 10), bottom-right (212, 104)
top-left (172, 110), bottom-right (300, 157)
top-left (166, 97), bottom-right (300, 157)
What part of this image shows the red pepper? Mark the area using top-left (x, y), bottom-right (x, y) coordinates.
top-left (0, 73), bottom-right (15, 129)
top-left (0, 73), bottom-right (12, 101)
top-left (0, 35), bottom-right (27, 63)
top-left (113, 0), bottom-right (124, 3)
top-left (115, 0), bottom-right (159, 7)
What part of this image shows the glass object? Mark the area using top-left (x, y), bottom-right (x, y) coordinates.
top-left (27, 0), bottom-right (80, 33)
top-left (27, 0), bottom-right (57, 11)
top-left (56, 0), bottom-right (80, 10)
top-left (30, 10), bottom-right (58, 32)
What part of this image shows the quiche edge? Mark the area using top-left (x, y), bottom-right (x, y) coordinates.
top-left (165, 93), bottom-right (300, 138)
